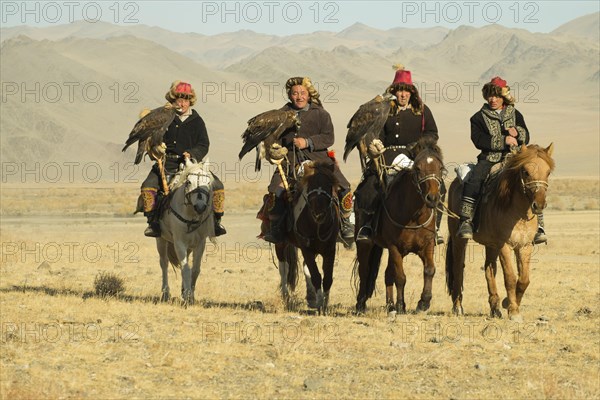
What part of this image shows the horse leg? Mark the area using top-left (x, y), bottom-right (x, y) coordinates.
top-left (355, 242), bottom-right (372, 313)
top-left (388, 246), bottom-right (406, 314)
top-left (383, 255), bottom-right (398, 314)
top-left (301, 248), bottom-right (323, 310)
top-left (190, 239), bottom-right (206, 305)
top-left (156, 239), bottom-right (170, 302)
top-left (303, 263), bottom-right (318, 308)
top-left (416, 245), bottom-right (435, 312)
top-left (321, 251), bottom-right (335, 315)
top-left (448, 236), bottom-right (467, 316)
top-left (275, 244), bottom-right (291, 306)
top-left (173, 243), bottom-right (192, 305)
top-left (514, 245), bottom-right (532, 307)
top-left (484, 247), bottom-right (502, 318)
top-left (498, 244), bottom-right (522, 321)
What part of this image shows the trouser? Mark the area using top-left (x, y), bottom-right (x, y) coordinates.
top-left (460, 160), bottom-right (495, 220)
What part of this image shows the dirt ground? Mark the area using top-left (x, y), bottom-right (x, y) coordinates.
top-left (1, 202), bottom-right (598, 399)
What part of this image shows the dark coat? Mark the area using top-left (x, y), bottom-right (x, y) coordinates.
top-left (268, 102), bottom-right (349, 193)
top-left (163, 109), bottom-right (209, 171)
top-left (381, 104), bottom-right (438, 162)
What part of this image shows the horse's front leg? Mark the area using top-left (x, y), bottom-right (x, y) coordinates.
top-left (416, 244), bottom-right (436, 312)
top-left (190, 238), bottom-right (207, 305)
top-left (388, 245), bottom-right (406, 314)
top-left (514, 245), bottom-right (532, 307)
top-left (320, 249), bottom-right (335, 315)
top-left (355, 242), bottom-right (372, 314)
top-left (301, 248), bottom-right (323, 310)
top-left (484, 247), bottom-right (502, 318)
top-left (498, 244), bottom-right (522, 321)
top-left (156, 239), bottom-right (170, 302)
top-left (172, 242), bottom-right (192, 305)
top-left (275, 244), bottom-right (291, 305)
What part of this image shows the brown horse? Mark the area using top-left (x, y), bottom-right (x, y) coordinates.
top-left (446, 143), bottom-right (555, 321)
top-left (355, 137), bottom-right (445, 314)
top-left (265, 161), bottom-right (340, 313)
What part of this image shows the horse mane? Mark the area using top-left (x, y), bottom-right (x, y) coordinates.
top-left (496, 145), bottom-right (555, 209)
top-left (411, 136), bottom-right (444, 167)
top-left (300, 161), bottom-right (338, 189)
top-left (170, 161), bottom-right (209, 191)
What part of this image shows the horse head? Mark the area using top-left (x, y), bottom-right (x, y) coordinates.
top-left (300, 161), bottom-right (339, 225)
top-left (411, 137), bottom-right (445, 209)
top-left (178, 158), bottom-right (213, 215)
top-left (499, 143), bottom-right (555, 214)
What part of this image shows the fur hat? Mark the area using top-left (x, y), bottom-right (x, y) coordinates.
top-left (391, 63), bottom-right (413, 85)
top-left (285, 76), bottom-right (321, 106)
top-left (482, 76), bottom-right (514, 105)
top-left (165, 80), bottom-right (197, 106)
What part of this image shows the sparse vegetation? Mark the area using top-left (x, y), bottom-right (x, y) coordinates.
top-left (94, 271), bottom-right (126, 297)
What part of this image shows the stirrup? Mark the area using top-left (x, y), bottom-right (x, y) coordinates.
top-left (435, 231), bottom-right (445, 245)
top-left (457, 220), bottom-right (473, 239)
top-left (214, 222), bottom-right (226, 236)
top-left (356, 225), bottom-right (372, 242)
top-left (144, 223), bottom-right (161, 238)
top-left (533, 229), bottom-right (547, 245)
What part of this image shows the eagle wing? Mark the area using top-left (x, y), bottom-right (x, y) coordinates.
top-left (122, 104), bottom-right (177, 164)
top-left (343, 94), bottom-right (394, 162)
top-left (238, 109), bottom-right (299, 171)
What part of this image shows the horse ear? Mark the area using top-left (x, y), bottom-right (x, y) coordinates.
top-left (545, 142), bottom-right (554, 157)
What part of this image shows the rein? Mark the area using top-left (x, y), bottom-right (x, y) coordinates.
top-left (295, 185), bottom-right (338, 244)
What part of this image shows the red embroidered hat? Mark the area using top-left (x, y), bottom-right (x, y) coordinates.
top-left (165, 80), bottom-right (197, 105)
top-left (490, 76), bottom-right (507, 88)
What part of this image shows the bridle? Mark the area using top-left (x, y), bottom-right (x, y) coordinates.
top-left (169, 170), bottom-right (212, 233)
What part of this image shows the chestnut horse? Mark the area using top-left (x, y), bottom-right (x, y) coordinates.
top-left (446, 144), bottom-right (555, 321)
top-left (264, 161), bottom-right (340, 314)
top-left (355, 138), bottom-right (445, 313)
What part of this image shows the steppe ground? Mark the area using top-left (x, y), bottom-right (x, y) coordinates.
top-left (1, 179), bottom-right (598, 399)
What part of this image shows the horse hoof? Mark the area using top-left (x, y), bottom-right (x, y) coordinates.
top-left (509, 314), bottom-right (524, 323)
top-left (416, 300), bottom-right (430, 313)
top-left (160, 293), bottom-right (170, 302)
top-left (452, 306), bottom-right (464, 316)
top-left (502, 297), bottom-right (509, 309)
top-left (388, 310), bottom-right (397, 319)
top-left (491, 308), bottom-right (503, 318)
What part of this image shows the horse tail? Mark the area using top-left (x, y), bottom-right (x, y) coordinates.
top-left (366, 245), bottom-right (383, 299)
top-left (167, 243), bottom-right (180, 270)
top-left (445, 236), bottom-right (454, 295)
top-left (285, 244), bottom-right (299, 291)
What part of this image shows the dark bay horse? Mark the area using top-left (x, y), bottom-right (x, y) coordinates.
top-left (263, 161), bottom-right (340, 314)
top-left (446, 144), bottom-right (555, 321)
top-left (355, 137), bottom-right (445, 314)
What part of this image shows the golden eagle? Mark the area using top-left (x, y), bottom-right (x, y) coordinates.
top-left (122, 103), bottom-right (180, 164)
top-left (238, 109), bottom-right (300, 171)
top-left (343, 93), bottom-right (395, 162)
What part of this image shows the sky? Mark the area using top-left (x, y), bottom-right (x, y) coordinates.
top-left (1, 0), bottom-right (598, 35)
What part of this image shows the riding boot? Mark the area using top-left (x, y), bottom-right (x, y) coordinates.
top-left (435, 208), bottom-right (444, 245)
top-left (533, 213), bottom-right (547, 244)
top-left (144, 210), bottom-right (161, 237)
top-left (141, 188), bottom-right (161, 237)
top-left (457, 196), bottom-right (476, 239)
top-left (214, 212), bottom-right (226, 237)
top-left (263, 194), bottom-right (286, 244)
top-left (338, 188), bottom-right (355, 240)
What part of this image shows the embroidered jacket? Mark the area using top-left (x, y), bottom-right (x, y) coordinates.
top-left (470, 104), bottom-right (529, 162)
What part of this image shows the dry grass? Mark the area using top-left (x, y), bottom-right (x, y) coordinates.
top-left (1, 198), bottom-right (599, 398)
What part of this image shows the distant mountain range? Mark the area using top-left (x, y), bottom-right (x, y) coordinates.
top-left (1, 13), bottom-right (598, 181)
